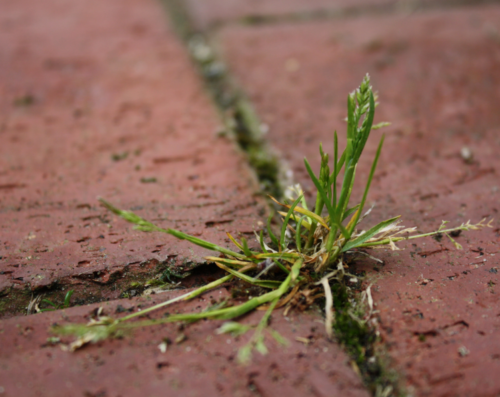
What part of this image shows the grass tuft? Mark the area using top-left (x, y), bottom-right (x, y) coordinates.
top-left (54, 76), bottom-right (491, 371)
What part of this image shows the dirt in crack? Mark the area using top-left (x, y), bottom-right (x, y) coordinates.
top-left (0, 262), bottom-right (226, 320)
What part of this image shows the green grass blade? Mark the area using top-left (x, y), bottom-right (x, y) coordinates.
top-left (41, 300), bottom-right (58, 308)
top-left (305, 158), bottom-right (352, 240)
top-left (99, 198), bottom-right (162, 232)
top-left (372, 122), bottom-right (391, 130)
top-left (295, 215), bottom-right (306, 253)
top-left (269, 329), bottom-right (289, 346)
top-left (332, 131), bottom-right (338, 212)
top-left (258, 230), bottom-right (267, 252)
top-left (241, 237), bottom-right (258, 257)
top-left (58, 260), bottom-right (304, 341)
top-left (329, 149), bottom-right (346, 183)
top-left (304, 158), bottom-right (335, 222)
top-left (254, 252), bottom-right (300, 261)
top-left (330, 217), bottom-right (351, 240)
top-left (215, 262), bottom-right (282, 289)
top-left (270, 196), bottom-right (328, 229)
top-left (205, 257), bottom-right (254, 268)
top-left (348, 135), bottom-right (385, 234)
top-left (100, 198), bottom-right (247, 260)
top-left (337, 150), bottom-right (346, 175)
top-left (355, 92), bottom-right (376, 161)
top-left (166, 228), bottom-right (248, 260)
top-left (347, 93), bottom-right (356, 141)
top-left (341, 216), bottom-right (400, 252)
top-left (217, 322), bottom-right (251, 337)
top-left (319, 145), bottom-right (331, 201)
top-left (118, 274), bottom-right (234, 322)
top-left (255, 231), bottom-right (290, 274)
top-left (226, 233), bottom-right (244, 250)
top-left (63, 290), bottom-right (74, 307)
top-left (336, 161), bottom-right (356, 223)
top-left (138, 259), bottom-right (303, 323)
top-left (267, 214), bottom-right (280, 249)
top-left (280, 195), bottom-right (303, 251)
top-left (342, 204), bottom-right (360, 221)
top-left (278, 212), bottom-right (311, 230)
top-left (134, 292), bottom-right (272, 322)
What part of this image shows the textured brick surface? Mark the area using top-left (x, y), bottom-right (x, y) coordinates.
top-left (218, 5), bottom-right (500, 396)
top-left (185, 0), bottom-right (394, 29)
top-left (0, 287), bottom-right (370, 397)
top-left (185, 0), bottom-right (493, 30)
top-left (0, 0), bottom-right (369, 396)
top-left (0, 0), bottom-right (267, 306)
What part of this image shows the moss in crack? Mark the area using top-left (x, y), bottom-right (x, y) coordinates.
top-left (0, 286), bottom-right (32, 318)
top-left (120, 262), bottom-right (227, 299)
top-left (0, 259), bottom-right (192, 318)
top-left (332, 282), bottom-right (404, 396)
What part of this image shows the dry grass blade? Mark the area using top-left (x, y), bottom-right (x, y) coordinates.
top-left (205, 256), bottom-right (254, 268)
top-left (320, 276), bottom-right (334, 339)
top-left (269, 195), bottom-right (329, 229)
top-left (257, 283), bottom-right (301, 310)
top-left (27, 294), bottom-right (43, 315)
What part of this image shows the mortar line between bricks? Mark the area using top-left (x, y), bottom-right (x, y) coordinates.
top-left (197, 0), bottom-right (500, 32)
top-left (159, 1), bottom-right (406, 396)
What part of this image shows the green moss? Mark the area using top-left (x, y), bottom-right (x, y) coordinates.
top-left (331, 283), bottom-right (404, 396)
top-left (0, 288), bottom-right (30, 317)
top-left (0, 298), bottom-right (7, 316)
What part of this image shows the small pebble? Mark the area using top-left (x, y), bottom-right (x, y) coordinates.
top-left (458, 346), bottom-right (470, 357)
top-left (460, 147), bottom-right (473, 164)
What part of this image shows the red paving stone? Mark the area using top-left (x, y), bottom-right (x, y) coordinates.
top-left (185, 0), bottom-right (393, 29)
top-left (0, 0), bottom-right (267, 310)
top-left (217, 5), bottom-right (500, 396)
top-left (0, 288), bottom-right (370, 397)
top-left (0, 0), bottom-right (370, 396)
top-left (185, 0), bottom-right (487, 30)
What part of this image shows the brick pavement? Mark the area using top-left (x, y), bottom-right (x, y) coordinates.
top-left (2, 0), bottom-right (500, 395)
top-left (0, 0), bottom-right (267, 313)
top-left (0, 291), bottom-right (369, 397)
top-left (193, 1), bottom-right (500, 396)
top-left (0, 0), bottom-right (370, 396)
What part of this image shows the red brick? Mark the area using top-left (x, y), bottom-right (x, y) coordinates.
top-left (186, 0), bottom-right (488, 30)
top-left (0, 1), bottom-right (370, 396)
top-left (217, 5), bottom-right (500, 395)
top-left (0, 0), bottom-right (266, 309)
top-left (0, 287), bottom-right (370, 397)
top-left (186, 0), bottom-right (394, 29)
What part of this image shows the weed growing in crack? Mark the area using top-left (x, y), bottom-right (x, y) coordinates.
top-left (27, 290), bottom-right (75, 314)
top-left (40, 290), bottom-right (75, 312)
top-left (53, 75), bottom-right (492, 362)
